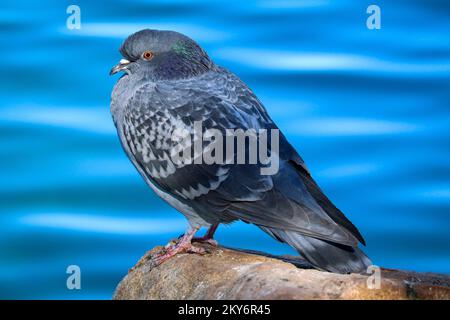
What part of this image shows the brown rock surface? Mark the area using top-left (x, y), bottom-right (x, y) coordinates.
top-left (113, 244), bottom-right (450, 300)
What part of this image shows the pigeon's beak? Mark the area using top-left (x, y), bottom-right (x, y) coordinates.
top-left (110, 59), bottom-right (131, 76)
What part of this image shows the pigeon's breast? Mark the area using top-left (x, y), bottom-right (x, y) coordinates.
top-left (110, 75), bottom-right (153, 126)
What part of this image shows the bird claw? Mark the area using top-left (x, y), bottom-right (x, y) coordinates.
top-left (152, 241), bottom-right (208, 266)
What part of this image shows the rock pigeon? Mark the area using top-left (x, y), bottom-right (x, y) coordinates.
top-left (110, 29), bottom-right (372, 274)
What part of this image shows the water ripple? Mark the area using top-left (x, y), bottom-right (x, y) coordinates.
top-left (216, 48), bottom-right (450, 75)
top-left (0, 105), bottom-right (115, 134)
top-left (20, 213), bottom-right (186, 234)
top-left (285, 117), bottom-right (417, 136)
top-left (60, 23), bottom-right (231, 43)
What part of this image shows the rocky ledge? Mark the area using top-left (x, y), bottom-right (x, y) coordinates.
top-left (113, 243), bottom-right (450, 300)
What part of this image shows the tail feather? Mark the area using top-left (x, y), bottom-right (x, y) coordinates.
top-left (260, 226), bottom-right (372, 274)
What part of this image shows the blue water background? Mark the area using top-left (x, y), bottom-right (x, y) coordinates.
top-left (0, 0), bottom-right (449, 299)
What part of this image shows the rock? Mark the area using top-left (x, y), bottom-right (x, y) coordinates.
top-left (113, 243), bottom-right (450, 300)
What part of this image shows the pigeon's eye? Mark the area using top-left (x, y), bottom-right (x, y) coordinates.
top-left (142, 50), bottom-right (154, 60)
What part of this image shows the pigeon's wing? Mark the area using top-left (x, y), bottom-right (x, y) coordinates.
top-left (121, 74), bottom-right (274, 202)
top-left (121, 70), bottom-right (363, 246)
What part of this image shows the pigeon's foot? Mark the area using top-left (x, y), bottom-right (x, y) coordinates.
top-left (151, 227), bottom-right (206, 266)
top-left (152, 242), bottom-right (206, 266)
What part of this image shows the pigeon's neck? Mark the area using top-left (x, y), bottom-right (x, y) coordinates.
top-left (110, 73), bottom-right (146, 126)
top-left (144, 51), bottom-right (216, 81)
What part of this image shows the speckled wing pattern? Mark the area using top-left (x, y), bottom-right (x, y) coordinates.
top-left (120, 68), bottom-right (364, 247)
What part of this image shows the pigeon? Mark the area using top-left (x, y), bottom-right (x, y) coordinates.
top-left (110, 29), bottom-right (372, 274)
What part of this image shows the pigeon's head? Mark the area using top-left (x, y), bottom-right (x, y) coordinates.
top-left (110, 29), bottom-right (215, 80)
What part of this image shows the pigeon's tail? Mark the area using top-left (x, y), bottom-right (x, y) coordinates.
top-left (259, 226), bottom-right (372, 274)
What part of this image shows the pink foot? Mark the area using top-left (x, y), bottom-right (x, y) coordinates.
top-left (151, 227), bottom-right (207, 266)
top-left (152, 242), bottom-right (206, 265)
